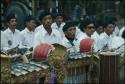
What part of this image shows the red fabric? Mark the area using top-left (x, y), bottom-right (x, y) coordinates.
top-left (34, 43), bottom-right (50, 61)
top-left (80, 38), bottom-right (94, 52)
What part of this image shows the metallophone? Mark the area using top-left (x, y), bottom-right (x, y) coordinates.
top-left (47, 43), bottom-right (99, 83)
top-left (64, 51), bottom-right (97, 83)
top-left (1, 43), bottom-right (124, 84)
top-left (0, 50), bottom-right (50, 84)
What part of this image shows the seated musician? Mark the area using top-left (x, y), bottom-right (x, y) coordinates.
top-left (62, 21), bottom-right (81, 52)
top-left (51, 12), bottom-right (65, 38)
top-left (92, 19), bottom-right (104, 42)
top-left (95, 18), bottom-right (124, 52)
top-left (2, 13), bottom-right (29, 63)
top-left (20, 15), bottom-right (36, 51)
top-left (78, 18), bottom-right (96, 40)
top-left (33, 10), bottom-right (63, 49)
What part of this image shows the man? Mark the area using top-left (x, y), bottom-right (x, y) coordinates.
top-left (2, 13), bottom-right (29, 63)
top-left (33, 11), bottom-right (62, 48)
top-left (62, 21), bottom-right (81, 52)
top-left (92, 19), bottom-right (104, 42)
top-left (95, 19), bottom-right (124, 52)
top-left (111, 16), bottom-right (120, 36)
top-left (2, 14), bottom-right (22, 51)
top-left (20, 15), bottom-right (36, 50)
top-left (78, 19), bottom-right (96, 40)
top-left (51, 12), bottom-right (65, 38)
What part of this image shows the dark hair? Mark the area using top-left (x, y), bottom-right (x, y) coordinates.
top-left (63, 21), bottom-right (76, 32)
top-left (53, 12), bottom-right (64, 19)
top-left (79, 19), bottom-right (95, 32)
top-left (95, 19), bottom-right (104, 29)
top-left (103, 19), bottom-right (114, 28)
top-left (6, 13), bottom-right (16, 22)
top-left (39, 11), bottom-right (51, 21)
top-left (103, 16), bottom-right (117, 27)
top-left (25, 15), bottom-right (36, 23)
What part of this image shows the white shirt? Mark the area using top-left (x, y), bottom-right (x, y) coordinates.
top-left (91, 31), bottom-right (103, 43)
top-left (1, 31), bottom-right (7, 50)
top-left (119, 26), bottom-right (125, 37)
top-left (62, 37), bottom-right (81, 52)
top-left (20, 28), bottom-right (35, 48)
top-left (35, 24), bottom-right (43, 33)
top-left (95, 32), bottom-right (114, 51)
top-left (111, 36), bottom-right (124, 49)
top-left (33, 27), bottom-right (62, 48)
top-left (51, 22), bottom-right (65, 38)
top-left (51, 22), bottom-right (65, 30)
top-left (2, 28), bottom-right (22, 51)
top-left (113, 26), bottom-right (119, 36)
top-left (78, 31), bottom-right (96, 41)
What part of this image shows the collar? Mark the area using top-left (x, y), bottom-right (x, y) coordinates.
top-left (52, 22), bottom-right (65, 29)
top-left (43, 26), bottom-right (56, 36)
top-left (7, 28), bottom-right (17, 34)
top-left (103, 32), bottom-right (113, 38)
top-left (25, 28), bottom-right (34, 33)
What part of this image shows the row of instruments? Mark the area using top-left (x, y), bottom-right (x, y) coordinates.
top-left (1, 48), bottom-right (125, 84)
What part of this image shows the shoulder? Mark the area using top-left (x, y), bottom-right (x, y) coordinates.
top-left (3, 28), bottom-right (9, 33)
top-left (15, 29), bottom-right (21, 33)
top-left (20, 29), bottom-right (26, 34)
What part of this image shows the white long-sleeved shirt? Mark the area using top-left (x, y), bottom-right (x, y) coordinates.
top-left (20, 28), bottom-right (35, 48)
top-left (62, 36), bottom-right (81, 52)
top-left (33, 27), bottom-right (62, 48)
top-left (35, 24), bottom-right (43, 33)
top-left (91, 31), bottom-right (103, 42)
top-left (113, 26), bottom-right (119, 36)
top-left (119, 26), bottom-right (125, 37)
top-left (2, 28), bottom-right (22, 51)
top-left (51, 22), bottom-right (65, 38)
top-left (94, 32), bottom-right (113, 51)
top-left (51, 22), bottom-right (65, 30)
top-left (94, 32), bottom-right (124, 51)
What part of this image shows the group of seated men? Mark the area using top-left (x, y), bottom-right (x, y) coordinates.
top-left (1, 11), bottom-right (125, 62)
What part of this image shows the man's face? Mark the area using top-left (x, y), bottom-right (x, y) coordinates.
top-left (84, 24), bottom-right (95, 36)
top-left (104, 24), bottom-right (115, 35)
top-left (65, 26), bottom-right (76, 39)
top-left (27, 20), bottom-right (36, 31)
top-left (55, 16), bottom-right (63, 25)
top-left (96, 26), bottom-right (104, 34)
top-left (8, 18), bottom-right (17, 29)
top-left (42, 15), bottom-right (52, 28)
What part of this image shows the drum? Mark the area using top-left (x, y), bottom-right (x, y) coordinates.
top-left (99, 52), bottom-right (120, 84)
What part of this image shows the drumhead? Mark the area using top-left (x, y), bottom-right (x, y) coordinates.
top-left (99, 52), bottom-right (120, 56)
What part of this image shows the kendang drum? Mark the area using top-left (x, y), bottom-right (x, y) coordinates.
top-left (99, 52), bottom-right (120, 84)
top-left (34, 43), bottom-right (51, 62)
top-left (80, 38), bottom-right (94, 52)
